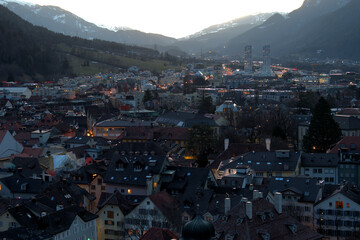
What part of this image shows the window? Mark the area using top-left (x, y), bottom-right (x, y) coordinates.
top-left (128, 229), bottom-right (133, 235)
top-left (105, 220), bottom-right (114, 225)
top-left (128, 189), bottom-right (132, 194)
top-left (313, 169), bottom-right (318, 174)
top-left (101, 186), bottom-right (106, 191)
top-left (98, 178), bottom-right (102, 185)
top-left (305, 206), bottom-right (310, 212)
top-left (107, 211), bottom-right (114, 218)
top-left (330, 177), bottom-right (334, 182)
top-left (336, 201), bottom-right (343, 209)
top-left (346, 203), bottom-right (350, 208)
top-left (318, 168), bottom-right (322, 173)
top-left (91, 185), bottom-right (95, 190)
top-left (329, 202), bottom-right (332, 207)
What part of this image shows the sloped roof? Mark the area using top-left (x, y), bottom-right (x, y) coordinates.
top-left (139, 227), bottom-right (178, 240)
top-left (149, 191), bottom-right (180, 224)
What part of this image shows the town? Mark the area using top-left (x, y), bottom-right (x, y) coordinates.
top-left (0, 42), bottom-right (360, 240)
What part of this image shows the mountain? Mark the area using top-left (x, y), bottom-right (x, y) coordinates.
top-left (0, 5), bottom-right (179, 82)
top-left (0, 0), bottom-right (176, 48)
top-left (173, 13), bottom-right (274, 54)
top-left (224, 0), bottom-right (358, 59)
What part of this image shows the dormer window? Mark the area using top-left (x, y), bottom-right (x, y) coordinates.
top-left (134, 164), bottom-right (142, 172)
top-left (116, 161), bottom-right (124, 171)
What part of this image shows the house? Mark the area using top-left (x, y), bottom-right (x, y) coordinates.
top-left (70, 162), bottom-right (107, 212)
top-left (0, 174), bottom-right (49, 199)
top-left (328, 137), bottom-right (360, 186)
top-left (334, 115), bottom-right (360, 137)
top-left (217, 150), bottom-right (301, 179)
top-left (266, 177), bottom-right (323, 228)
top-left (94, 118), bottom-right (155, 139)
top-left (314, 182), bottom-right (360, 239)
top-left (300, 153), bottom-right (339, 184)
top-left (124, 191), bottom-right (181, 239)
top-left (96, 190), bottom-right (136, 240)
top-left (0, 205), bottom-right (97, 240)
top-left (0, 130), bottom-right (24, 164)
top-left (35, 180), bottom-right (96, 213)
top-left (213, 197), bottom-right (322, 240)
top-left (0, 87), bottom-right (32, 99)
top-left (104, 152), bottom-right (167, 196)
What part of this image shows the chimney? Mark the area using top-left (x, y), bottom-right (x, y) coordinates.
top-left (274, 192), bottom-right (282, 214)
top-left (249, 184), bottom-right (254, 191)
top-left (265, 138), bottom-right (271, 151)
top-left (258, 192), bottom-right (263, 199)
top-left (246, 201), bottom-right (253, 220)
top-left (224, 197), bottom-right (231, 214)
top-left (224, 138), bottom-right (229, 151)
top-left (253, 190), bottom-right (259, 200)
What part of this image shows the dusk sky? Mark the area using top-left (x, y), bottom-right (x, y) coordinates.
top-left (22, 0), bottom-right (304, 38)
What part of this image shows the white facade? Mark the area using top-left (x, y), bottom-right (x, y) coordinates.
top-left (314, 192), bottom-right (360, 239)
top-left (53, 215), bottom-right (97, 240)
top-left (301, 167), bottom-right (338, 184)
top-left (0, 131), bottom-right (23, 159)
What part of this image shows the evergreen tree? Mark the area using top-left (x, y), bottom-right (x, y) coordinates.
top-left (143, 89), bottom-right (152, 103)
top-left (302, 97), bottom-right (342, 153)
top-left (186, 124), bottom-right (215, 167)
top-left (199, 96), bottom-right (215, 114)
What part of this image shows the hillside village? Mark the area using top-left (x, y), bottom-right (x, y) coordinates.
top-left (0, 58), bottom-right (359, 240)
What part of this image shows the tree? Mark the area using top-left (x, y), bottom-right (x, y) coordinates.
top-left (199, 96), bottom-right (215, 114)
top-left (186, 124), bottom-right (215, 167)
top-left (143, 89), bottom-right (152, 103)
top-left (302, 97), bottom-right (342, 153)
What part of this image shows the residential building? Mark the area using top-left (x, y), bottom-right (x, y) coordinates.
top-left (301, 153), bottom-right (339, 184)
top-left (218, 150), bottom-right (301, 179)
top-left (314, 183), bottom-right (360, 239)
top-left (266, 177), bottom-right (323, 228)
top-left (96, 191), bottom-right (135, 240)
top-left (124, 191), bottom-right (181, 239)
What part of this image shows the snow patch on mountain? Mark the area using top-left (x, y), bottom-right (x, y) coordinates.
top-left (0, 0), bottom-right (34, 7)
top-left (53, 14), bottom-right (66, 23)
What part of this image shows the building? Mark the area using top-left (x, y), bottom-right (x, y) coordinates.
top-left (218, 150), bottom-right (302, 179)
top-left (244, 45), bottom-right (253, 74)
top-left (314, 183), bottom-right (360, 239)
top-left (266, 177), bottom-right (323, 228)
top-left (0, 87), bottom-right (32, 99)
top-left (300, 153), bottom-right (339, 184)
top-left (124, 191), bottom-right (181, 239)
top-left (262, 44), bottom-right (271, 74)
top-left (96, 190), bottom-right (135, 240)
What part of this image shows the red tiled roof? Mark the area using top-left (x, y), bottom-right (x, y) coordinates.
top-left (327, 136), bottom-right (360, 153)
top-left (15, 147), bottom-right (43, 158)
top-left (149, 191), bottom-right (180, 224)
top-left (139, 227), bottom-right (178, 240)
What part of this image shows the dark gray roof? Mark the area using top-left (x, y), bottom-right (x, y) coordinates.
top-left (156, 111), bottom-right (217, 127)
top-left (268, 177), bottom-right (321, 203)
top-left (301, 153), bottom-right (339, 167)
top-left (104, 155), bottom-right (166, 186)
top-left (219, 151), bottom-right (301, 173)
top-left (96, 118), bottom-right (154, 127)
top-left (317, 182), bottom-right (360, 206)
top-left (0, 174), bottom-right (49, 194)
top-left (334, 115), bottom-right (360, 130)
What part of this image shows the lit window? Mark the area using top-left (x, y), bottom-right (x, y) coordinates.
top-left (128, 229), bottom-right (133, 235)
top-left (347, 203), bottom-right (350, 208)
top-left (336, 201), bottom-right (343, 209)
top-left (153, 182), bottom-right (157, 188)
top-left (128, 189), bottom-right (132, 194)
top-left (107, 211), bottom-right (114, 218)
